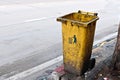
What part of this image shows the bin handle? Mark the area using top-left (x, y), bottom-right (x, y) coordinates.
top-left (78, 10), bottom-right (98, 16)
top-left (57, 18), bottom-right (67, 23)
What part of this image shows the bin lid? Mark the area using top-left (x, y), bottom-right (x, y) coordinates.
top-left (57, 11), bottom-right (99, 27)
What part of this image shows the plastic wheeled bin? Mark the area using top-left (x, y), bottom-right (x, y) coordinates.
top-left (57, 10), bottom-right (99, 76)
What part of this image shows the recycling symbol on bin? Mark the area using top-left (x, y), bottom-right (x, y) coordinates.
top-left (69, 35), bottom-right (77, 44)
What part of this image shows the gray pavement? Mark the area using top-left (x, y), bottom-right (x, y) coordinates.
top-left (0, 43), bottom-right (62, 79)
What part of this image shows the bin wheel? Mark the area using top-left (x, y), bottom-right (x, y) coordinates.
top-left (88, 58), bottom-right (96, 70)
top-left (81, 58), bottom-right (96, 75)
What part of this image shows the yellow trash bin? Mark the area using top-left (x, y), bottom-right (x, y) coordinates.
top-left (57, 10), bottom-right (99, 75)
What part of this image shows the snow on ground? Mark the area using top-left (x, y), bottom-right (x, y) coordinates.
top-left (0, 0), bottom-right (120, 67)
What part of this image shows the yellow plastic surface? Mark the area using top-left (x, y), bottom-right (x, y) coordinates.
top-left (57, 11), bottom-right (99, 75)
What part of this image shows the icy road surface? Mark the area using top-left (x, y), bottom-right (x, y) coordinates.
top-left (0, 0), bottom-right (120, 79)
